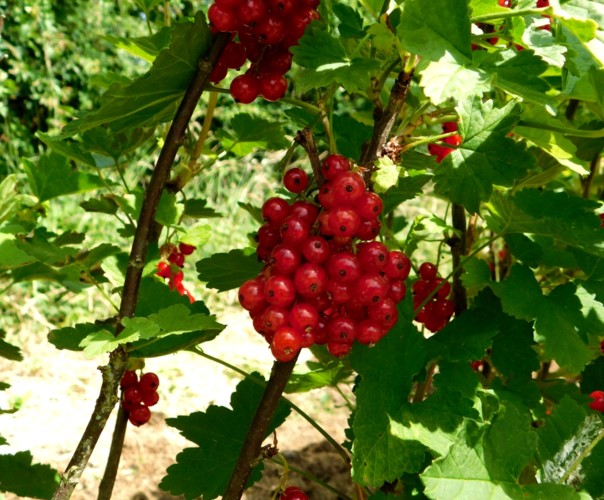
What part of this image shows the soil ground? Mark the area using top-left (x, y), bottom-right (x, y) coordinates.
top-left (0, 307), bottom-right (354, 500)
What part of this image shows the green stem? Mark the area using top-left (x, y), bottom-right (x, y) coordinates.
top-left (269, 457), bottom-right (354, 500)
top-left (471, 7), bottom-right (548, 23)
top-left (400, 130), bottom-right (461, 153)
top-left (517, 121), bottom-right (604, 138)
top-left (191, 347), bottom-right (351, 465)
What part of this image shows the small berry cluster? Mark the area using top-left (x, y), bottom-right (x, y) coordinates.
top-left (120, 371), bottom-right (160, 427)
top-left (279, 486), bottom-right (308, 500)
top-left (156, 242), bottom-right (196, 303)
top-left (428, 121), bottom-right (462, 163)
top-left (208, 0), bottom-right (320, 103)
top-left (589, 391), bottom-right (604, 413)
top-left (536, 0), bottom-right (551, 31)
top-left (412, 262), bottom-right (454, 333)
top-left (238, 154), bottom-right (411, 361)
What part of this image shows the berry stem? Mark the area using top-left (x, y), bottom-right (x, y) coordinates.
top-left (223, 357), bottom-right (299, 500)
top-left (51, 32), bottom-right (232, 500)
top-left (361, 69), bottom-right (414, 168)
top-left (471, 7), bottom-right (549, 23)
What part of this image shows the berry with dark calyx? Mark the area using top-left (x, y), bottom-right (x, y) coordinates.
top-left (327, 251), bottom-right (361, 283)
top-left (357, 241), bottom-right (389, 272)
top-left (357, 191), bottom-right (383, 220)
top-left (357, 218), bottom-right (381, 241)
top-left (302, 235), bottom-right (331, 264)
top-left (289, 302), bottom-right (319, 333)
top-left (356, 319), bottom-right (384, 345)
top-left (321, 154), bottom-right (351, 180)
top-left (280, 216), bottom-right (311, 246)
top-left (328, 206), bottom-right (361, 237)
top-left (262, 306), bottom-right (290, 334)
top-left (331, 171), bottom-right (366, 206)
top-left (230, 73), bottom-right (260, 104)
top-left (139, 372), bottom-right (160, 393)
top-left (327, 341), bottom-right (352, 358)
top-left (240, 0), bottom-right (268, 25)
top-left (262, 197), bottom-right (290, 227)
top-left (254, 14), bottom-right (286, 45)
top-left (124, 387), bottom-right (142, 405)
top-left (257, 224), bottom-right (282, 250)
top-left (318, 181), bottom-right (337, 209)
top-left (327, 279), bottom-right (352, 304)
top-left (271, 326), bottom-right (302, 362)
top-left (384, 250), bottom-right (411, 280)
top-left (208, 4), bottom-right (240, 32)
top-left (294, 263), bottom-right (328, 299)
top-left (289, 200), bottom-right (319, 225)
top-left (129, 405), bottom-right (152, 427)
top-left (327, 316), bottom-right (357, 343)
top-left (271, 244), bottom-right (301, 275)
top-left (419, 262), bottom-right (438, 281)
top-left (283, 167), bottom-right (309, 194)
top-left (356, 273), bottom-right (389, 305)
top-left (368, 297), bottom-right (398, 329)
top-left (259, 73), bottom-right (288, 101)
top-left (120, 370), bottom-right (138, 389)
top-left (264, 275), bottom-right (296, 307)
top-left (239, 277), bottom-right (266, 312)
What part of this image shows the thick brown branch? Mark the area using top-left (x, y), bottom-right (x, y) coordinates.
top-left (449, 203), bottom-right (468, 315)
top-left (360, 69), bottom-right (414, 167)
top-left (52, 32), bottom-right (231, 500)
top-left (222, 358), bottom-right (298, 500)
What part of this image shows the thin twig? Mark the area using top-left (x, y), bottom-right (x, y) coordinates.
top-left (222, 357), bottom-right (299, 500)
top-left (449, 203), bottom-right (468, 315)
top-left (51, 32), bottom-right (231, 500)
top-left (295, 128), bottom-right (323, 187)
top-left (581, 153), bottom-right (601, 199)
top-left (97, 406), bottom-right (128, 500)
top-left (360, 69), bottom-right (414, 167)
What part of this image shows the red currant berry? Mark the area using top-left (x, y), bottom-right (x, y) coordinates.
top-left (141, 390), bottom-right (160, 407)
top-left (257, 224), bottom-right (282, 251)
top-left (179, 242), bottom-right (196, 255)
top-left (283, 167), bottom-right (309, 193)
top-left (327, 251), bottom-right (361, 283)
top-left (280, 486), bottom-right (309, 500)
top-left (328, 207), bottom-right (361, 237)
top-left (357, 241), bottom-right (389, 272)
top-left (267, 0), bottom-right (297, 14)
top-left (331, 171), bottom-right (366, 207)
top-left (368, 297), bottom-right (398, 329)
top-left (240, 0), bottom-right (268, 25)
top-left (262, 197), bottom-right (290, 227)
top-left (261, 306), bottom-right (290, 334)
top-left (442, 121), bottom-right (458, 133)
top-left (239, 277), bottom-right (267, 312)
top-left (356, 319), bottom-right (384, 345)
top-left (590, 390), bottom-right (604, 400)
top-left (270, 244), bottom-right (301, 275)
top-left (357, 218), bottom-right (381, 241)
top-left (258, 47), bottom-right (293, 74)
top-left (384, 251), bottom-right (411, 280)
top-left (208, 4), bottom-right (240, 32)
top-left (327, 341), bottom-right (352, 358)
top-left (168, 249), bottom-right (185, 268)
top-left (589, 398), bottom-right (604, 413)
top-left (321, 154), bottom-right (351, 180)
top-left (357, 191), bottom-right (383, 220)
top-left (260, 73), bottom-right (288, 101)
top-left (124, 387), bottom-right (143, 405)
top-left (356, 273), bottom-right (389, 305)
top-left (120, 370), bottom-right (138, 389)
top-left (289, 200), bottom-right (319, 225)
top-left (318, 182), bottom-right (337, 209)
top-left (156, 261), bottom-right (172, 279)
top-left (210, 62), bottom-right (229, 83)
top-left (139, 372), bottom-right (160, 393)
top-left (264, 275), bottom-right (296, 307)
top-left (302, 236), bottom-right (331, 264)
top-left (419, 262), bottom-right (438, 281)
top-left (289, 303), bottom-right (319, 333)
top-left (389, 280), bottom-right (407, 303)
top-left (294, 263), bottom-right (328, 299)
top-left (536, 0), bottom-right (549, 6)
top-left (129, 405), bottom-right (152, 426)
top-left (254, 14), bottom-right (286, 44)
top-left (327, 316), bottom-right (357, 343)
top-left (220, 41), bottom-right (247, 69)
top-left (280, 216), bottom-right (311, 246)
top-left (230, 73), bottom-right (260, 104)
top-left (271, 326), bottom-right (302, 361)
top-left (327, 279), bottom-right (352, 304)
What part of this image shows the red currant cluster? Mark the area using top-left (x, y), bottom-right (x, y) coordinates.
top-left (279, 486), bottom-right (308, 499)
top-left (589, 391), bottom-right (604, 413)
top-left (412, 262), bottom-right (454, 333)
top-left (428, 121), bottom-right (462, 163)
top-left (208, 0), bottom-right (320, 103)
top-left (238, 154), bottom-right (411, 361)
top-left (156, 242), bottom-right (196, 303)
top-left (120, 371), bottom-right (160, 427)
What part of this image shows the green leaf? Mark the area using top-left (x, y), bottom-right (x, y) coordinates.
top-left (218, 113), bottom-right (289, 156)
top-left (48, 322), bottom-right (100, 352)
top-left (350, 322), bottom-right (429, 486)
top-left (334, 4), bottom-right (365, 38)
top-left (371, 157), bottom-right (401, 194)
top-left (80, 195), bottom-right (119, 215)
top-left (434, 98), bottom-right (535, 213)
top-left (285, 361), bottom-right (352, 393)
top-left (196, 248), bottom-right (263, 292)
top-left (491, 264), bottom-right (543, 321)
top-left (156, 191), bottom-right (184, 227)
top-left (179, 224), bottom-right (211, 248)
top-left (381, 171), bottom-right (432, 215)
top-left (0, 175), bottom-right (21, 225)
top-left (160, 375), bottom-right (290, 499)
top-left (79, 328), bottom-right (136, 358)
top-left (62, 13), bottom-right (211, 135)
top-left (105, 27), bottom-right (172, 63)
top-left (37, 132), bottom-right (97, 167)
top-left (398, 0), bottom-right (472, 63)
top-left (14, 228), bottom-right (79, 266)
top-left (0, 451), bottom-right (59, 498)
top-left (23, 152), bottom-right (105, 202)
top-left (491, 317), bottom-right (540, 378)
top-left (333, 114), bottom-right (373, 161)
top-left (487, 189), bottom-right (604, 258)
top-left (537, 395), bottom-right (604, 486)
top-left (183, 199), bottom-right (221, 219)
top-left (147, 304), bottom-right (223, 337)
top-left (582, 435), bottom-right (604, 498)
top-left (420, 57), bottom-right (491, 105)
top-left (0, 330), bottom-right (22, 361)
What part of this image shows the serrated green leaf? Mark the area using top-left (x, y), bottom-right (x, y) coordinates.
top-left (48, 322), bottom-right (100, 352)
top-left (218, 113), bottom-right (289, 156)
top-left (334, 4), bottom-right (365, 38)
top-left (351, 322), bottom-right (429, 486)
top-left (183, 199), bottom-right (221, 219)
top-left (80, 196), bottom-right (119, 215)
top-left (147, 304), bottom-right (223, 336)
top-left (491, 317), bottom-right (540, 378)
top-left (196, 248), bottom-right (263, 292)
top-left (62, 13), bottom-right (211, 135)
top-left (381, 171), bottom-right (432, 215)
top-left (333, 114), bottom-right (373, 161)
top-left (160, 375), bottom-right (290, 499)
top-left (491, 263), bottom-right (543, 321)
top-left (398, 0), bottom-right (472, 63)
top-left (37, 133), bottom-right (97, 167)
top-left (120, 317), bottom-right (161, 341)
top-left (420, 57), bottom-right (491, 105)
top-left (488, 189), bottom-right (604, 258)
top-left (0, 451), bottom-right (59, 498)
top-left (460, 257), bottom-right (491, 294)
top-left (23, 153), bottom-right (105, 202)
top-left (434, 98), bottom-right (535, 213)
top-left (14, 228), bottom-right (79, 266)
top-left (433, 361), bottom-right (480, 399)
top-left (285, 361), bottom-right (352, 393)
top-left (79, 328), bottom-right (136, 358)
top-left (371, 157), bottom-right (401, 194)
